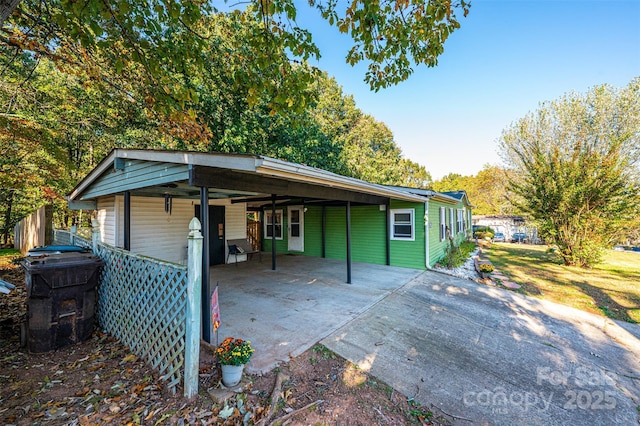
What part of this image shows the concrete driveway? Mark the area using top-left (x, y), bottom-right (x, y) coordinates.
top-left (322, 270), bottom-right (640, 425)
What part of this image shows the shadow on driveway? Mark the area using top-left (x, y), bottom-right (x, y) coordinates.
top-left (322, 271), bottom-right (640, 425)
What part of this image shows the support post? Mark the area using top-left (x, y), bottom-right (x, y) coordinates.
top-left (385, 200), bottom-right (391, 266)
top-left (124, 191), bottom-right (131, 250)
top-left (185, 218), bottom-right (203, 398)
top-left (70, 225), bottom-right (77, 245)
top-left (200, 187), bottom-right (211, 343)
top-left (271, 194), bottom-right (276, 271)
top-left (91, 219), bottom-right (100, 254)
top-left (321, 205), bottom-right (326, 258)
top-left (346, 201), bottom-right (352, 284)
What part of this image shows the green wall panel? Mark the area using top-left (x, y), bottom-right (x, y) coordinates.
top-left (301, 206), bottom-right (323, 257)
top-left (389, 200), bottom-right (426, 269)
top-left (262, 199), bottom-right (449, 271)
top-left (350, 205), bottom-right (386, 264)
top-left (324, 207), bottom-right (346, 259)
top-left (428, 199), bottom-right (468, 267)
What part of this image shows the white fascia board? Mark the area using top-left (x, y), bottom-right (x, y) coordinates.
top-left (256, 158), bottom-right (426, 203)
top-left (116, 149), bottom-right (259, 172)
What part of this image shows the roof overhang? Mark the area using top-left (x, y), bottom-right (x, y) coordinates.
top-left (68, 149), bottom-right (427, 207)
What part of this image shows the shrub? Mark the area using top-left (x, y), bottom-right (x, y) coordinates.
top-left (473, 226), bottom-right (494, 240)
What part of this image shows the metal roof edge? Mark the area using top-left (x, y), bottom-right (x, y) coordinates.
top-left (69, 149), bottom-right (428, 204)
top-left (256, 158), bottom-right (427, 203)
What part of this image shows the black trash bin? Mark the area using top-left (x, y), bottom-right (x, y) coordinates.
top-left (21, 252), bottom-right (103, 353)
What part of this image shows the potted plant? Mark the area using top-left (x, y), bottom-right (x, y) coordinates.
top-left (479, 263), bottom-right (494, 279)
top-left (216, 337), bottom-right (255, 387)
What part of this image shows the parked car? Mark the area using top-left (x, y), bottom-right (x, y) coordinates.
top-left (511, 233), bottom-right (527, 243)
top-left (493, 232), bottom-right (505, 242)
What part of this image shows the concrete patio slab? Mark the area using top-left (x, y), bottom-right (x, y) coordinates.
top-left (209, 254), bottom-right (423, 373)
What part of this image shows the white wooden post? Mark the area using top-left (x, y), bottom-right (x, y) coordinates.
top-left (91, 219), bottom-right (100, 254)
top-left (184, 217), bottom-right (203, 398)
top-left (70, 225), bottom-right (77, 245)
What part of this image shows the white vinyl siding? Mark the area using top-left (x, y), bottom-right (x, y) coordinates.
top-left (390, 208), bottom-right (415, 241)
top-left (127, 197), bottom-right (195, 264)
top-left (97, 196), bottom-right (117, 246)
top-left (224, 203), bottom-right (248, 263)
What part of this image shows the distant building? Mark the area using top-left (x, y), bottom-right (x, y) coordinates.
top-left (472, 215), bottom-right (540, 244)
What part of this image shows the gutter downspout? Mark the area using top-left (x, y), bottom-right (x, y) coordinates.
top-left (425, 199), bottom-right (430, 269)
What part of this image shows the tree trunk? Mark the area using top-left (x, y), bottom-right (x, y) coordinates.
top-left (0, 0), bottom-right (22, 28)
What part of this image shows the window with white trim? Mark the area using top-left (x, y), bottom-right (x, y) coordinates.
top-left (264, 209), bottom-right (283, 240)
top-left (390, 209), bottom-right (415, 240)
top-left (439, 207), bottom-right (446, 241)
top-left (457, 209), bottom-right (464, 233)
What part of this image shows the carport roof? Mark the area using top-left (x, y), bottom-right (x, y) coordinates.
top-left (67, 149), bottom-right (429, 207)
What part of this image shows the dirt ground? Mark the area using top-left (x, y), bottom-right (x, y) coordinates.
top-left (1, 257), bottom-right (451, 425)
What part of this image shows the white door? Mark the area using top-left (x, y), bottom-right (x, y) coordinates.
top-left (287, 206), bottom-right (304, 252)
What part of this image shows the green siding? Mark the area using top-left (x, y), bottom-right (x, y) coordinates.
top-left (350, 205), bottom-right (386, 264)
top-left (263, 199), bottom-right (453, 271)
top-left (428, 198), bottom-right (469, 267)
top-left (301, 206), bottom-right (323, 257)
top-left (324, 207), bottom-right (346, 259)
top-left (389, 200), bottom-right (426, 269)
top-left (428, 200), bottom-right (447, 267)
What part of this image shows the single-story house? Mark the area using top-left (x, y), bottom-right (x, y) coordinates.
top-left (64, 149), bottom-right (473, 394)
top-left (67, 149), bottom-right (472, 335)
top-left (68, 149), bottom-right (473, 273)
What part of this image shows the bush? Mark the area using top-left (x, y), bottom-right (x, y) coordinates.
top-left (439, 240), bottom-right (476, 269)
top-left (473, 226), bottom-right (494, 240)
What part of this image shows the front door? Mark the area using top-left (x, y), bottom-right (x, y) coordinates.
top-left (195, 205), bottom-right (225, 265)
top-left (287, 206), bottom-right (304, 252)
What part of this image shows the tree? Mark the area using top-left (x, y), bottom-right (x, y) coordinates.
top-left (431, 172), bottom-right (467, 192)
top-left (0, 0), bottom-right (470, 117)
top-left (499, 78), bottom-right (640, 267)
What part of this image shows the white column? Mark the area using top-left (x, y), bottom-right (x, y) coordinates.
top-left (184, 217), bottom-right (203, 398)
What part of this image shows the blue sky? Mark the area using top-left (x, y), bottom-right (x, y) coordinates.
top-left (297, 0), bottom-right (640, 179)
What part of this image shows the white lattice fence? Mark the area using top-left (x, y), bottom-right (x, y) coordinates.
top-left (95, 243), bottom-right (188, 393)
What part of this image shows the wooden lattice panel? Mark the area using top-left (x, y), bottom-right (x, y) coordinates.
top-left (95, 244), bottom-right (188, 393)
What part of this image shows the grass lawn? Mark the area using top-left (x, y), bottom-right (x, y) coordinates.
top-left (0, 248), bottom-right (21, 268)
top-left (485, 243), bottom-right (640, 323)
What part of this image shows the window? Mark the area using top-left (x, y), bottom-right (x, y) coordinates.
top-left (439, 207), bottom-right (446, 241)
top-left (390, 209), bottom-right (414, 240)
top-left (457, 209), bottom-right (464, 233)
top-left (264, 209), bottom-right (283, 240)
